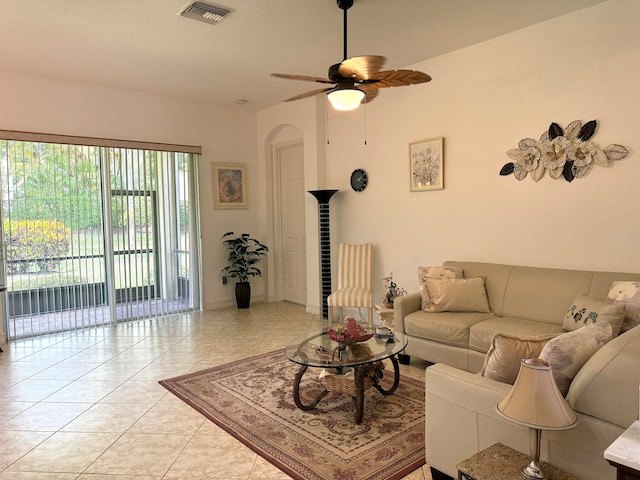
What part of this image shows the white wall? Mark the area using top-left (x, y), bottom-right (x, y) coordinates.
top-left (1, 0), bottom-right (637, 322)
top-left (0, 70), bottom-right (259, 311)
top-left (258, 0), bottom-right (640, 307)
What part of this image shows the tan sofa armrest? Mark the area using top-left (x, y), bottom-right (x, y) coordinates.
top-left (393, 292), bottom-right (421, 333)
top-left (425, 363), bottom-right (520, 476)
top-left (426, 363), bottom-right (511, 415)
top-left (425, 363), bottom-right (623, 480)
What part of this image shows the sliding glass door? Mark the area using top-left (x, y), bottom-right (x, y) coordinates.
top-left (0, 134), bottom-right (201, 340)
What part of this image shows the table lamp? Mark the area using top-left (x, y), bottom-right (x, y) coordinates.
top-left (496, 358), bottom-right (579, 479)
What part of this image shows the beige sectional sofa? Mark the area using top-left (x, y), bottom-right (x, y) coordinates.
top-left (394, 261), bottom-right (640, 480)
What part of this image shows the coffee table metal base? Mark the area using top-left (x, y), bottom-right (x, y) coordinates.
top-left (292, 355), bottom-right (401, 424)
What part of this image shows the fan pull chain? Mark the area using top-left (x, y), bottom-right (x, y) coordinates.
top-left (364, 98), bottom-right (367, 145)
top-left (326, 103), bottom-right (330, 144)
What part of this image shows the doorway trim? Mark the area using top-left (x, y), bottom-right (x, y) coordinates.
top-left (272, 139), bottom-right (305, 305)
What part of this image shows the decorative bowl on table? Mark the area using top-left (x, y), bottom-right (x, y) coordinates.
top-left (327, 317), bottom-right (373, 345)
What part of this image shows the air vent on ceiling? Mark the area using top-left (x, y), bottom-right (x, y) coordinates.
top-left (178, 1), bottom-right (232, 25)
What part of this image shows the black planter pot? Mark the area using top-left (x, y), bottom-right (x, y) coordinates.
top-left (235, 282), bottom-right (251, 308)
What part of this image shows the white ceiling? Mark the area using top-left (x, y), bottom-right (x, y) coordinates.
top-left (0, 0), bottom-right (606, 112)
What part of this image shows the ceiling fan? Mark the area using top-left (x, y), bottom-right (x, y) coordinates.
top-left (271, 0), bottom-right (432, 111)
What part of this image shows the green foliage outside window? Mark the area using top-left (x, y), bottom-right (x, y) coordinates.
top-left (4, 220), bottom-right (71, 273)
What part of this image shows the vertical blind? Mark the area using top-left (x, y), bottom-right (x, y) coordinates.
top-left (0, 130), bottom-right (201, 340)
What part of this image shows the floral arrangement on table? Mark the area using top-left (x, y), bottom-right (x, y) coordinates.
top-left (327, 317), bottom-right (373, 345)
top-left (499, 119), bottom-right (629, 183)
top-left (383, 272), bottom-right (407, 308)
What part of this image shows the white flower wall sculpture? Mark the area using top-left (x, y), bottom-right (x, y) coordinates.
top-left (500, 120), bottom-right (629, 182)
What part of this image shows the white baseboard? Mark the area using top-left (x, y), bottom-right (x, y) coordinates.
top-left (306, 304), bottom-right (320, 315)
top-left (204, 294), bottom-right (267, 311)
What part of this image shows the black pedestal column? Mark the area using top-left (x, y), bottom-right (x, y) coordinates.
top-left (308, 190), bottom-right (339, 319)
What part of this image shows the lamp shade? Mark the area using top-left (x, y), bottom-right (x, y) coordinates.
top-left (496, 358), bottom-right (578, 431)
top-left (327, 88), bottom-right (365, 111)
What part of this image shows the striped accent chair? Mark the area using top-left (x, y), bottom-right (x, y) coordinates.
top-left (327, 243), bottom-right (374, 326)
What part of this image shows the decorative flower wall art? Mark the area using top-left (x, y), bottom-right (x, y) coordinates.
top-left (499, 120), bottom-right (629, 182)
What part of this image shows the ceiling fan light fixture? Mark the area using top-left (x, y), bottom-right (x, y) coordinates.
top-left (327, 87), bottom-right (365, 111)
top-left (272, 0), bottom-right (431, 106)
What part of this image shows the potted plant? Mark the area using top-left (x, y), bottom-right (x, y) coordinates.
top-left (382, 272), bottom-right (407, 308)
top-left (221, 232), bottom-right (269, 308)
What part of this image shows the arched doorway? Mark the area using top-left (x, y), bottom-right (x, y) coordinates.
top-left (269, 126), bottom-right (306, 305)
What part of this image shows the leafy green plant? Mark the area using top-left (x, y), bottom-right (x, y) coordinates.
top-left (221, 232), bottom-right (268, 284)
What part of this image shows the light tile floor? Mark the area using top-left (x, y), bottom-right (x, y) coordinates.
top-left (0, 302), bottom-right (432, 480)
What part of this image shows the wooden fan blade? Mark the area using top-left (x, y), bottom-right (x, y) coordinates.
top-left (284, 87), bottom-right (336, 102)
top-left (367, 69), bottom-right (431, 88)
top-left (338, 56), bottom-right (386, 81)
top-left (271, 73), bottom-right (334, 84)
top-left (359, 84), bottom-right (379, 104)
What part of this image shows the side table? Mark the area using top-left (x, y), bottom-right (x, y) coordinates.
top-left (456, 443), bottom-right (576, 480)
top-left (374, 304), bottom-right (394, 328)
top-left (605, 420), bottom-right (640, 480)
top-left (373, 304), bottom-right (411, 364)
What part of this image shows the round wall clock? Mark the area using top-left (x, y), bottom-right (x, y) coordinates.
top-left (350, 168), bottom-right (368, 192)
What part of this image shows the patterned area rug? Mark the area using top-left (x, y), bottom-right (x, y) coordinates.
top-left (159, 350), bottom-right (425, 480)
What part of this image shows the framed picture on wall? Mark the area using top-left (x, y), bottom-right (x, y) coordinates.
top-left (211, 162), bottom-right (248, 209)
top-left (409, 137), bottom-right (444, 191)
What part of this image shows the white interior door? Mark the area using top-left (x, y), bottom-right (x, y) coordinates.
top-left (278, 142), bottom-right (306, 305)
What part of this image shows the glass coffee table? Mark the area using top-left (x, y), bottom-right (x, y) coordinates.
top-left (285, 327), bottom-right (408, 424)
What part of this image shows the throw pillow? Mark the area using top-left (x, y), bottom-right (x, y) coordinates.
top-left (481, 332), bottom-right (559, 385)
top-left (562, 294), bottom-right (625, 336)
top-left (607, 281), bottom-right (640, 334)
top-left (418, 265), bottom-right (464, 310)
top-left (539, 321), bottom-right (613, 396)
top-left (424, 276), bottom-right (491, 313)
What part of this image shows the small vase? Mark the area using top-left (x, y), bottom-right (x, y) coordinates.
top-left (332, 344), bottom-right (348, 361)
top-left (383, 297), bottom-right (395, 309)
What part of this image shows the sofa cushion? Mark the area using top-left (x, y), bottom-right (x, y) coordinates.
top-left (607, 281), bottom-right (640, 334)
top-left (418, 265), bottom-right (464, 309)
top-left (481, 332), bottom-right (558, 384)
top-left (499, 267), bottom-right (594, 325)
top-left (424, 277), bottom-right (491, 313)
top-left (539, 321), bottom-right (613, 396)
top-left (566, 326), bottom-right (640, 428)
top-left (469, 316), bottom-right (564, 353)
top-left (404, 310), bottom-right (493, 349)
top-left (562, 294), bottom-right (625, 336)
top-left (443, 261), bottom-right (514, 316)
